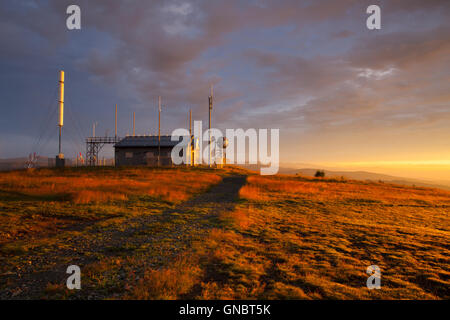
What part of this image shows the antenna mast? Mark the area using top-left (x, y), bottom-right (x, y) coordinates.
top-left (93, 121), bottom-right (97, 137)
top-left (58, 71), bottom-right (64, 155)
top-left (208, 85), bottom-right (213, 166)
top-left (133, 112), bottom-right (135, 136)
top-left (189, 109), bottom-right (192, 166)
top-left (56, 70), bottom-right (65, 167)
top-left (115, 104), bottom-right (118, 138)
top-left (158, 96), bottom-right (161, 166)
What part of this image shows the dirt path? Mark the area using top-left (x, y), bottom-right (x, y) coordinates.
top-left (0, 174), bottom-right (247, 299)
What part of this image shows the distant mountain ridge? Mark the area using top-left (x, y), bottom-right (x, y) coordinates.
top-left (238, 164), bottom-right (450, 191)
top-left (295, 168), bottom-right (450, 191)
top-left (0, 157), bottom-right (77, 170)
top-left (1, 158), bottom-right (449, 191)
top-left (0, 157), bottom-right (50, 171)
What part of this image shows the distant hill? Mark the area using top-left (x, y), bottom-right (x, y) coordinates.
top-left (1, 159), bottom-right (448, 191)
top-left (0, 157), bottom-right (73, 171)
top-left (0, 156), bottom-right (117, 171)
top-left (238, 164), bottom-right (450, 191)
top-left (295, 168), bottom-right (450, 191)
top-left (0, 157), bottom-right (48, 171)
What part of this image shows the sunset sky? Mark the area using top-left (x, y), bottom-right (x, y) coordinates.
top-left (0, 1), bottom-right (449, 180)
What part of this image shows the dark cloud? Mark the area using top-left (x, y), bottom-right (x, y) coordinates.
top-left (348, 26), bottom-right (450, 70)
top-left (0, 0), bottom-right (449, 164)
top-left (332, 30), bottom-right (354, 39)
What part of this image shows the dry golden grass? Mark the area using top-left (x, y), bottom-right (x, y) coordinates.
top-left (0, 167), bottom-right (221, 204)
top-left (0, 167), bottom-right (221, 246)
top-left (72, 190), bottom-right (128, 204)
top-left (242, 175), bottom-right (450, 204)
top-left (126, 256), bottom-right (201, 300)
top-left (2, 167), bottom-right (449, 300)
top-left (196, 174), bottom-right (450, 299)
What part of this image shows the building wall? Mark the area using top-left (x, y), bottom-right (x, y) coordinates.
top-left (115, 147), bottom-right (180, 166)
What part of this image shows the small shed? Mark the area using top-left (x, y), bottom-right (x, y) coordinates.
top-left (114, 135), bottom-right (185, 166)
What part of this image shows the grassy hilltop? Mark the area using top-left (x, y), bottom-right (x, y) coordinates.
top-left (0, 166), bottom-right (448, 299)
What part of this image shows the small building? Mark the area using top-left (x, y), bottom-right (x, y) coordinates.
top-left (114, 135), bottom-right (188, 166)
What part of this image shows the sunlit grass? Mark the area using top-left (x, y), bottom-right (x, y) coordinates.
top-left (0, 167), bottom-right (221, 246)
top-left (196, 174), bottom-right (450, 299)
top-left (0, 167), bottom-right (221, 203)
top-left (1, 167), bottom-right (448, 300)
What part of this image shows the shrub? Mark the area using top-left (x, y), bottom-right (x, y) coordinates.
top-left (314, 170), bottom-right (325, 178)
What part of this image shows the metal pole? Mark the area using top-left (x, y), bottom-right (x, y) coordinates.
top-left (58, 70), bottom-right (64, 157)
top-left (58, 126), bottom-right (62, 155)
top-left (115, 104), bottom-right (117, 138)
top-left (189, 109), bottom-right (192, 166)
top-left (208, 86), bottom-right (213, 166)
top-left (158, 96), bottom-right (161, 166)
top-left (133, 112), bottom-right (135, 136)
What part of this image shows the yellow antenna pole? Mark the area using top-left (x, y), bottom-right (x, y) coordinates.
top-left (58, 70), bottom-right (64, 156)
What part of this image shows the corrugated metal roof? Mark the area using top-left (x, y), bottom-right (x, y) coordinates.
top-left (114, 135), bottom-right (186, 148)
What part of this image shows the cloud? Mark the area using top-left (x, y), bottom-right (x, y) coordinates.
top-left (0, 0), bottom-right (449, 164)
top-left (348, 27), bottom-right (450, 70)
top-left (332, 30), bottom-right (354, 39)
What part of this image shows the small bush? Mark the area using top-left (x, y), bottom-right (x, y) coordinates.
top-left (314, 170), bottom-right (325, 178)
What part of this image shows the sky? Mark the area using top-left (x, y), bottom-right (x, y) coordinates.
top-left (0, 0), bottom-right (449, 180)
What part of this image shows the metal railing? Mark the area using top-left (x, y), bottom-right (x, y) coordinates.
top-left (85, 136), bottom-right (122, 144)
